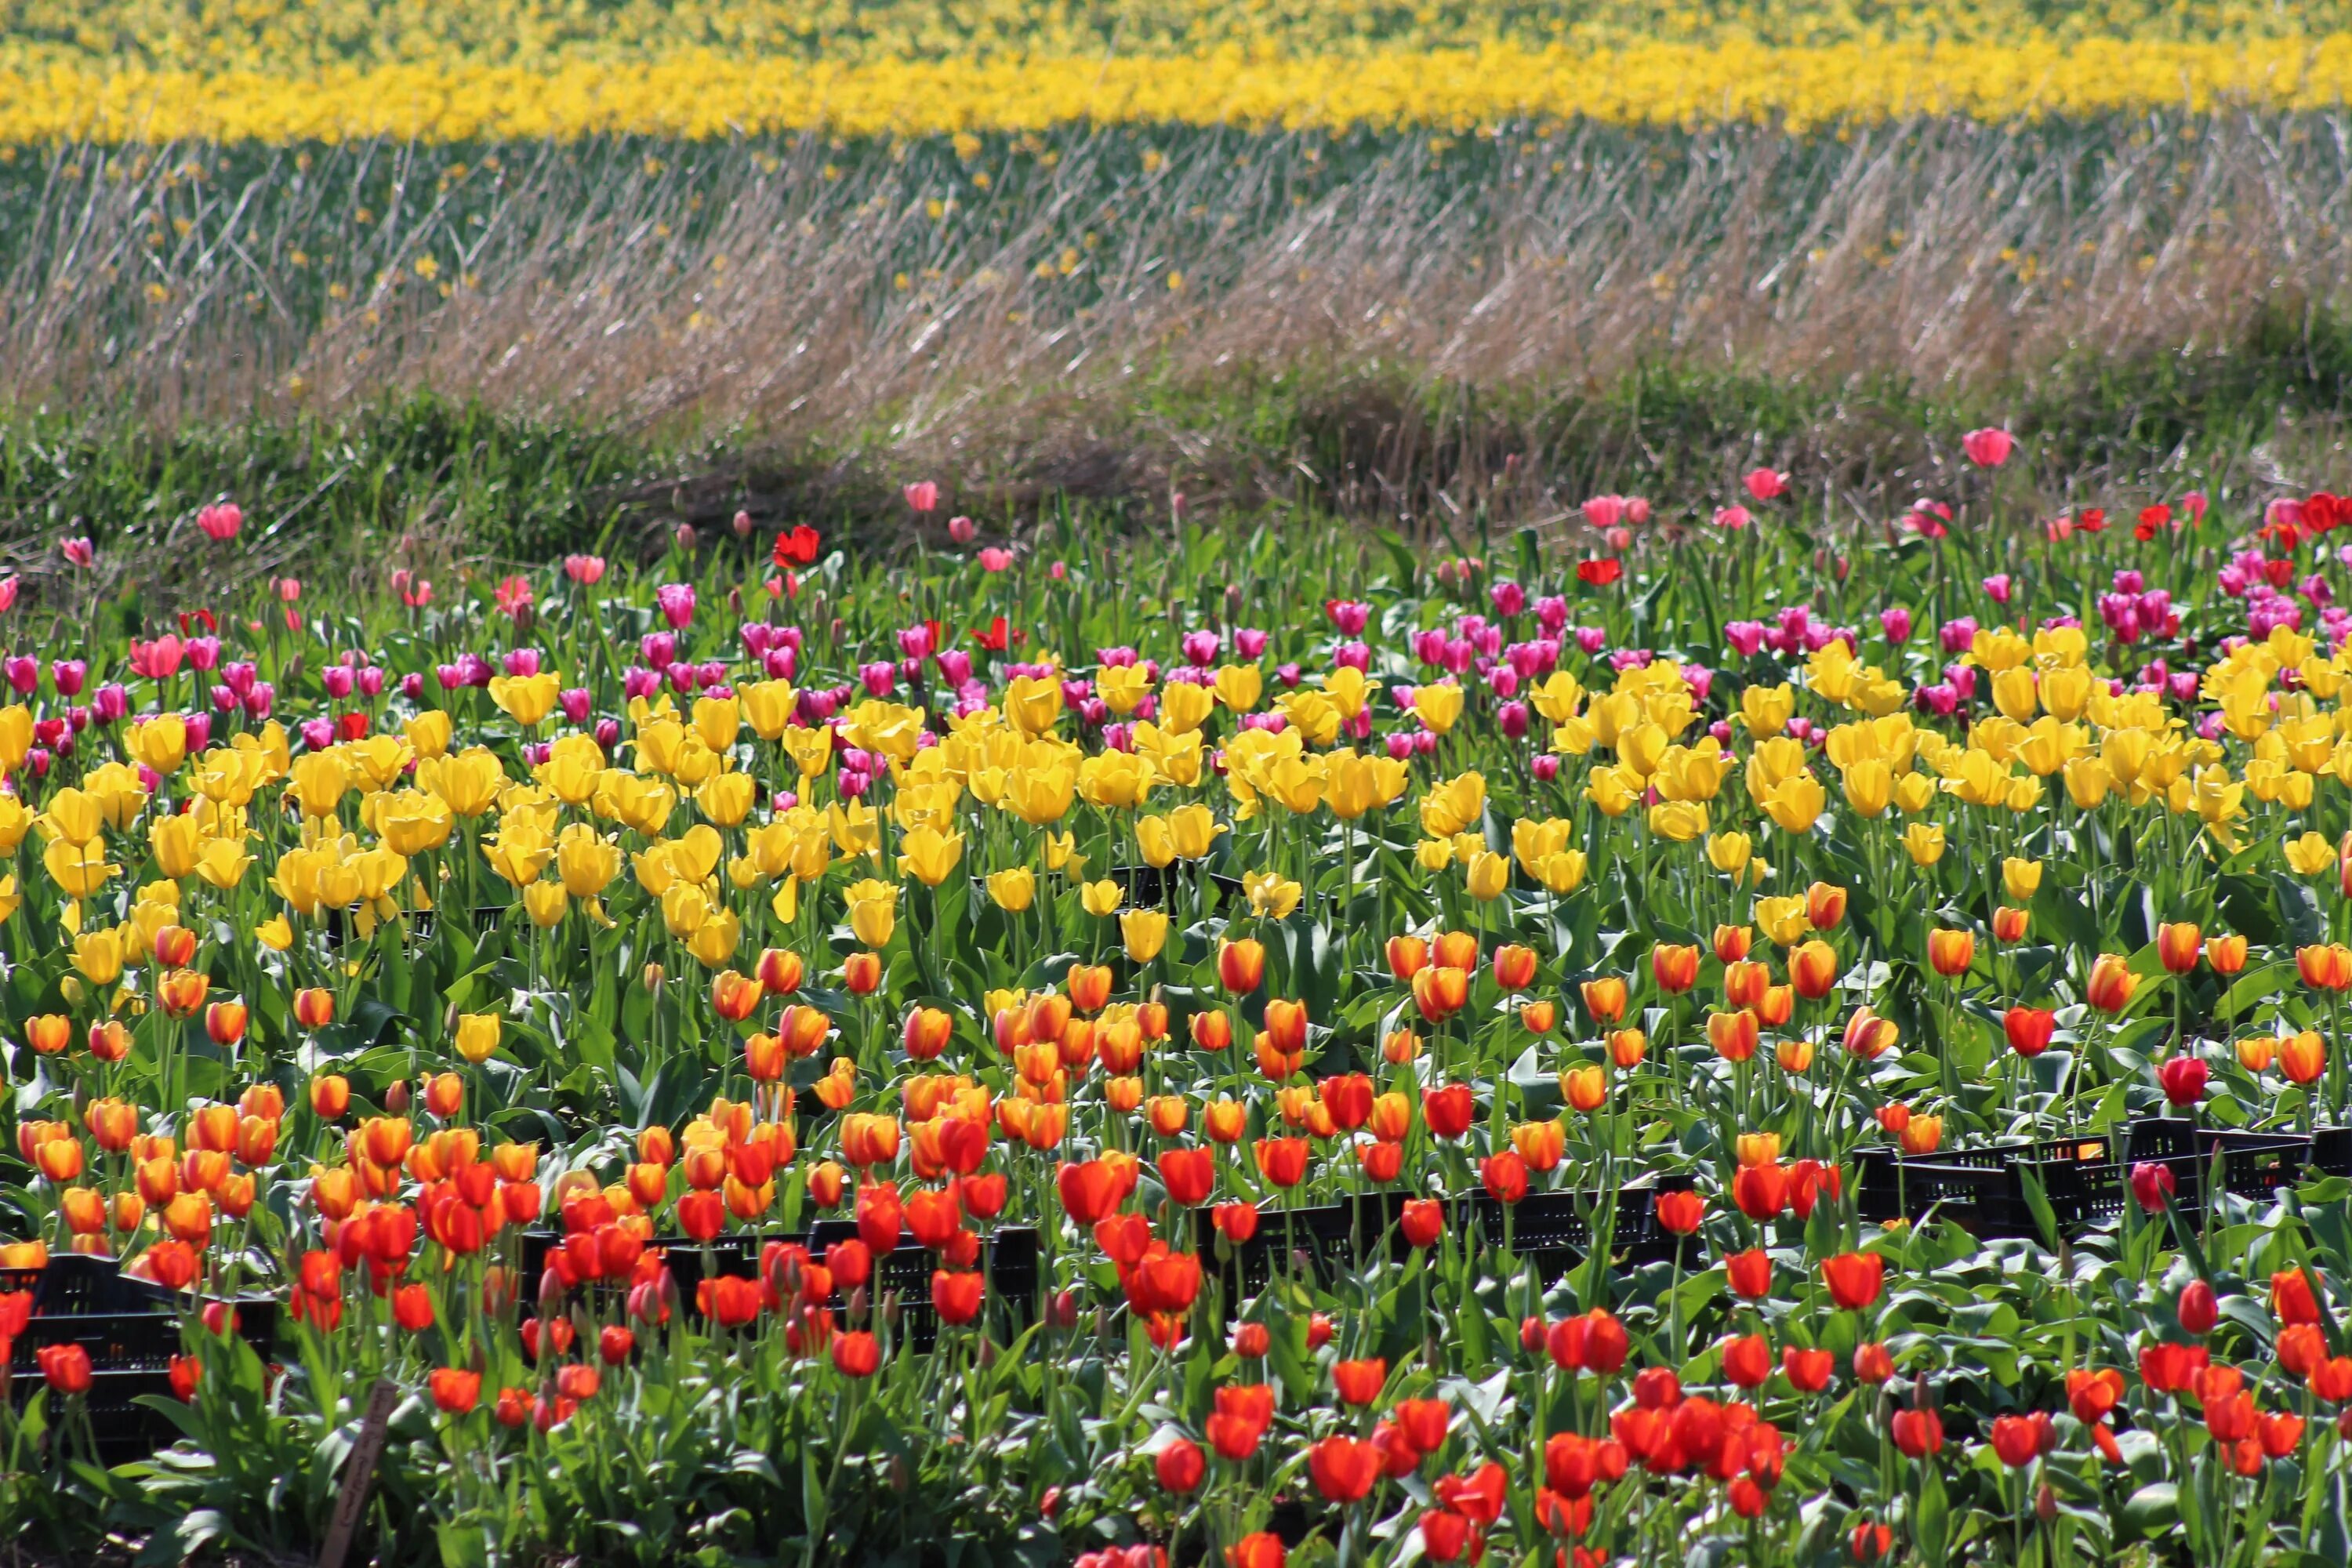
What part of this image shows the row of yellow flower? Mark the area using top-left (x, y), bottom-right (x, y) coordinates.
top-left (2, 38), bottom-right (2347, 143)
top-left (8, 0), bottom-right (2336, 77)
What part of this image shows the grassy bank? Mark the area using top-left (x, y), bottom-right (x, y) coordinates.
top-left (2, 294), bottom-right (2347, 622)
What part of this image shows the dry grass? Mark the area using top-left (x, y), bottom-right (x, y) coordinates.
top-left (0, 114), bottom-right (2347, 530)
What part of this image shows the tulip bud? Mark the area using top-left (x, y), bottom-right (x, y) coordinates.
top-left (383, 1079), bottom-right (411, 1115)
top-left (2178, 1279), bottom-right (2218, 1336)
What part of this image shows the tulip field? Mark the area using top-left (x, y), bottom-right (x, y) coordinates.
top-left (6, 461), bottom-right (2352, 1566)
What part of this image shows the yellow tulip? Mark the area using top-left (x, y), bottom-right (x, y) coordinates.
top-left (127, 714), bottom-right (188, 774)
top-left (1120, 909), bottom-right (1170, 963)
top-left (1463, 849), bottom-right (1511, 900)
top-left (844, 879), bottom-right (898, 949)
top-left (1081, 878), bottom-right (1122, 916)
top-left (405, 709), bottom-right (452, 759)
top-left (524, 880), bottom-right (568, 928)
top-left (489, 672), bottom-right (561, 728)
top-left (1410, 682), bottom-right (1463, 735)
top-left (455, 1014), bottom-right (502, 1064)
top-left (1214, 664), bottom-right (1265, 714)
top-left (898, 826), bottom-right (966, 887)
top-left (2002, 857), bottom-right (2043, 900)
top-left (985, 867), bottom-right (1036, 912)
top-left (1900, 822), bottom-right (1946, 866)
top-left (72, 927), bottom-right (125, 985)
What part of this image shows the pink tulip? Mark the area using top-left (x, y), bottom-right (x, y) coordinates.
top-left (1982, 574), bottom-right (2013, 605)
top-left (948, 515), bottom-right (976, 544)
top-left (196, 503), bottom-right (242, 542)
top-left (0, 578), bottom-right (17, 612)
top-left (60, 537), bottom-right (94, 568)
top-left (978, 548), bottom-right (1013, 572)
top-left (904, 481), bottom-right (941, 514)
top-left (564, 555), bottom-right (607, 585)
top-left (1743, 469), bottom-right (1788, 501)
top-left (1712, 506), bottom-right (1752, 531)
top-left (732, 510), bottom-right (754, 539)
top-left (1581, 495), bottom-right (1627, 530)
top-left (1962, 428), bottom-right (2015, 468)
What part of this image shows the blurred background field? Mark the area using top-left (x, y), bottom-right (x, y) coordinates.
top-left (0, 2), bottom-right (2346, 594)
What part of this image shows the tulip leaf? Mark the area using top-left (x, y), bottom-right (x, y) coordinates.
top-left (2119, 1482), bottom-right (2179, 1541)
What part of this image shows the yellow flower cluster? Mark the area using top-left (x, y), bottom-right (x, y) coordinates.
top-left (4, 0), bottom-right (2339, 75)
top-left (0, 38), bottom-right (2344, 142)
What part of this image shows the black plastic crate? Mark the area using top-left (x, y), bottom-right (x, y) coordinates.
top-left (1109, 865), bottom-right (1245, 910)
top-left (2124, 1120), bottom-right (2313, 1203)
top-left (2311, 1125), bottom-right (2352, 1177)
top-left (1194, 1192), bottom-right (1420, 1298)
top-left (802, 1222), bottom-right (1037, 1353)
top-left (1854, 1134), bottom-right (2124, 1237)
top-left (5, 1254), bottom-right (278, 1463)
top-left (522, 1225), bottom-right (1036, 1353)
top-left (1461, 1179), bottom-right (1693, 1279)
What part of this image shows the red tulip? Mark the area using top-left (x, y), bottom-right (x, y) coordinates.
top-left (1155, 1436), bottom-right (1206, 1494)
top-left (1306, 1435), bottom-right (1383, 1502)
top-left (1821, 1251), bottom-right (1885, 1311)
top-left (1890, 1407), bottom-right (1943, 1457)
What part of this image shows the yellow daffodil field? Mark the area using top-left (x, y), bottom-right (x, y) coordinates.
top-left (0, 0), bottom-right (2347, 139)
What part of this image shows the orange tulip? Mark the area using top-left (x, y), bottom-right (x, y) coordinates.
top-left (87, 1020), bottom-right (129, 1062)
top-left (1926, 929), bottom-right (1974, 978)
top-left (710, 969), bottom-right (764, 1022)
top-left (292, 988), bottom-right (335, 1029)
top-left (1433, 931), bottom-right (1480, 972)
top-left (1842, 1007), bottom-right (1899, 1061)
top-left (1519, 1000), bottom-right (1557, 1034)
top-left (153, 924), bottom-right (198, 969)
top-left (1713, 924), bottom-right (1753, 963)
top-left (2157, 923), bottom-right (2202, 975)
top-left (1607, 1028), bottom-right (1647, 1069)
top-left (60, 1187), bottom-right (105, 1234)
top-left (1707, 1009), bottom-right (1759, 1062)
top-left (85, 1099), bottom-right (137, 1152)
top-left (158, 967), bottom-right (211, 1018)
top-left (190, 1104), bottom-right (238, 1153)
top-left (1581, 977), bottom-right (1628, 1024)
top-left (1755, 985), bottom-right (1795, 1027)
top-left (1723, 959), bottom-right (1770, 1007)
top-left (901, 1007), bottom-right (954, 1061)
top-left (1262, 999), bottom-right (1309, 1054)
top-left (1804, 881), bottom-right (1848, 931)
top-left (1190, 1011), bottom-right (1233, 1052)
top-left (309, 1074), bottom-right (350, 1120)
top-left (1411, 965), bottom-right (1468, 1021)
top-left (1218, 939), bottom-right (1265, 995)
top-left (2085, 953), bottom-right (2139, 1013)
top-left (1385, 935), bottom-right (1428, 981)
top-left (1789, 941), bottom-right (1839, 1000)
top-left (1511, 1120), bottom-right (1566, 1171)
top-left (756, 946), bottom-right (805, 994)
top-left (1992, 906), bottom-right (2031, 944)
top-left (24, 1014), bottom-right (71, 1055)
top-left (1146, 1095), bottom-right (1189, 1137)
top-left (843, 952), bottom-right (884, 996)
top-left (2208, 934), bottom-right (2248, 975)
top-left (1898, 1116), bottom-right (1944, 1156)
top-left (1651, 943), bottom-right (1700, 994)
top-left (1027, 993), bottom-right (1073, 1045)
top-left (35, 1138), bottom-right (85, 1181)
top-left (1066, 964), bottom-right (1113, 1014)
top-left (205, 1000), bottom-right (249, 1045)
top-left (1203, 1099), bottom-right (1248, 1144)
top-left (1561, 1065), bottom-right (1607, 1112)
top-left (2282, 1030), bottom-right (2326, 1086)
top-left (1491, 944), bottom-right (1538, 992)
top-left (780, 1004), bottom-right (832, 1058)
top-left (2298, 945), bottom-right (2352, 992)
